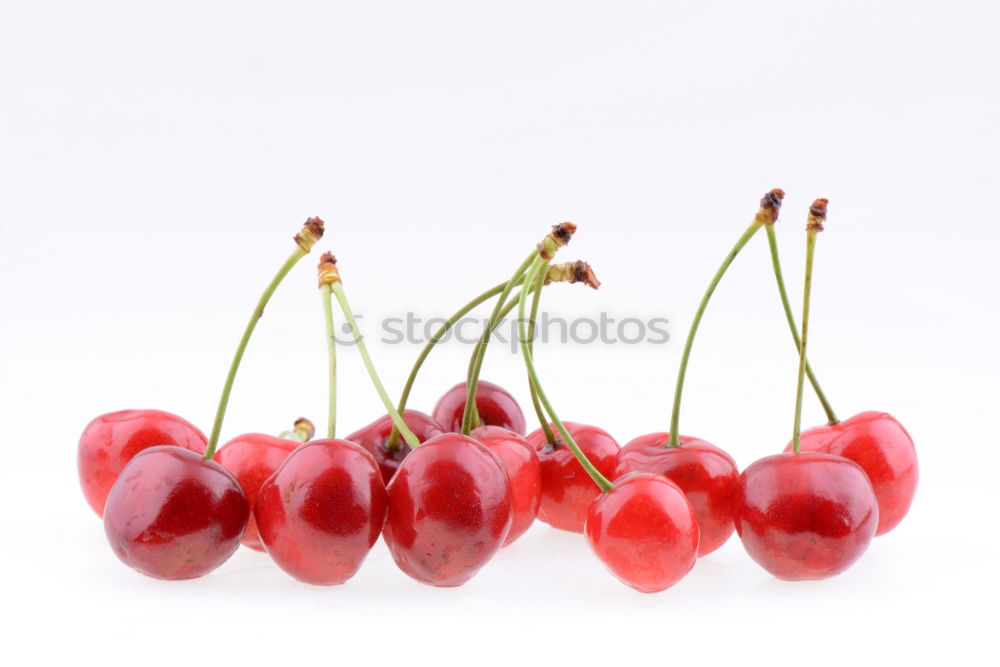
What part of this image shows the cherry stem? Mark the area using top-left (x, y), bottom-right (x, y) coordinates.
top-left (792, 200), bottom-right (827, 452)
top-left (517, 258), bottom-right (614, 492)
top-left (278, 417), bottom-right (315, 442)
top-left (385, 277), bottom-right (529, 451)
top-left (330, 280), bottom-right (420, 449)
top-left (764, 224), bottom-right (839, 425)
top-left (319, 282), bottom-right (338, 438)
top-left (667, 190), bottom-right (784, 448)
top-left (203, 218), bottom-right (324, 459)
top-left (461, 251), bottom-right (537, 435)
top-left (527, 260), bottom-right (556, 444)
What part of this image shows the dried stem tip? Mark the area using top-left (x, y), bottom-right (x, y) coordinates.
top-left (294, 217), bottom-right (326, 252)
top-left (545, 260), bottom-right (601, 289)
top-left (317, 251), bottom-right (341, 287)
top-left (806, 198), bottom-right (828, 231)
top-left (754, 188), bottom-right (786, 226)
top-left (293, 417), bottom-right (315, 441)
top-left (537, 222), bottom-right (577, 260)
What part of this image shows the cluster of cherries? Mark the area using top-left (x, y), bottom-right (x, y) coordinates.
top-left (78, 191), bottom-right (918, 593)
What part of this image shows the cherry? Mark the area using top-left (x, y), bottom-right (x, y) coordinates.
top-left (254, 439), bottom-right (387, 585)
top-left (526, 422), bottom-right (619, 533)
top-left (346, 409), bottom-right (444, 484)
top-left (787, 411), bottom-right (917, 535)
top-left (103, 446), bottom-right (249, 580)
top-left (215, 422), bottom-right (311, 551)
top-left (433, 380), bottom-right (526, 435)
top-left (78, 409), bottom-right (206, 517)
top-left (586, 472), bottom-right (699, 592)
top-left (614, 433), bottom-right (738, 556)
top-left (471, 425), bottom-right (542, 547)
top-left (382, 432), bottom-right (512, 586)
top-left (734, 452), bottom-right (878, 580)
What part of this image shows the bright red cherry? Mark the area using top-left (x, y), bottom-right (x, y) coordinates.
top-left (471, 425), bottom-right (542, 547)
top-left (103, 446), bottom-right (249, 580)
top-left (586, 472), bottom-right (699, 593)
top-left (525, 422), bottom-right (619, 533)
top-left (215, 434), bottom-right (302, 551)
top-left (734, 452), bottom-right (878, 580)
top-left (346, 409), bottom-right (444, 484)
top-left (615, 433), bottom-right (739, 556)
top-left (382, 432), bottom-right (512, 587)
top-left (254, 439), bottom-right (388, 585)
top-left (786, 411), bottom-right (917, 536)
top-left (432, 380), bottom-right (526, 435)
top-left (79, 409), bottom-right (207, 517)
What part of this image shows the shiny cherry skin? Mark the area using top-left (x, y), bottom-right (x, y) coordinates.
top-left (615, 433), bottom-right (739, 556)
top-left (471, 425), bottom-right (542, 547)
top-left (383, 432), bottom-right (512, 587)
top-left (346, 409), bottom-right (444, 484)
top-left (254, 439), bottom-right (387, 585)
top-left (525, 422), bottom-right (619, 533)
top-left (432, 380), bottom-right (526, 435)
top-left (586, 472), bottom-right (699, 593)
top-left (78, 409), bottom-right (207, 517)
top-left (786, 411), bottom-right (917, 536)
top-left (215, 434), bottom-right (302, 551)
top-left (103, 446), bottom-right (249, 580)
top-left (734, 452), bottom-right (878, 580)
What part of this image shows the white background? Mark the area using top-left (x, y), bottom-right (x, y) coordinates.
top-left (2, 1), bottom-right (998, 664)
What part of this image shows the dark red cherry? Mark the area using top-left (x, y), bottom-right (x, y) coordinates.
top-left (525, 422), bottom-right (619, 533)
top-left (103, 446), bottom-right (249, 580)
top-left (615, 433), bottom-right (739, 556)
top-left (78, 409), bottom-right (207, 517)
top-left (734, 452), bottom-right (878, 580)
top-left (346, 409), bottom-right (444, 484)
top-left (786, 411), bottom-right (917, 535)
top-left (471, 425), bottom-right (542, 547)
top-left (382, 432), bottom-right (512, 586)
top-left (586, 472), bottom-right (699, 593)
top-left (215, 434), bottom-right (302, 551)
top-left (432, 380), bottom-right (526, 435)
top-left (254, 439), bottom-right (387, 585)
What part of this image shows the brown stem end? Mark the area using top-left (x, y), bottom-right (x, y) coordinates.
top-left (317, 251), bottom-right (341, 287)
top-left (294, 217), bottom-right (326, 252)
top-left (807, 198), bottom-right (828, 231)
top-left (293, 417), bottom-right (315, 441)
top-left (755, 188), bottom-right (786, 225)
top-left (537, 222), bottom-right (577, 260)
top-left (546, 260), bottom-right (601, 289)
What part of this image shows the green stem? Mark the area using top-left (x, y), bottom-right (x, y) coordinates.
top-left (204, 247), bottom-right (307, 459)
top-left (320, 283), bottom-right (337, 438)
top-left (527, 261), bottom-right (556, 444)
top-left (461, 251), bottom-right (537, 435)
top-left (330, 282), bottom-right (420, 448)
top-left (517, 259), bottom-right (613, 492)
top-left (793, 227), bottom-right (820, 453)
top-left (668, 221), bottom-right (763, 447)
top-left (386, 278), bottom-right (522, 450)
top-left (765, 225), bottom-right (838, 425)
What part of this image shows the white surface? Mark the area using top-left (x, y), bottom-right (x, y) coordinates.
top-left (1, 1), bottom-right (997, 664)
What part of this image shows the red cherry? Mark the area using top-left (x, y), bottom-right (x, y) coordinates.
top-left (525, 422), bottom-right (619, 533)
top-left (734, 452), bottom-right (878, 580)
top-left (786, 411), bottom-right (917, 536)
top-left (471, 425), bottom-right (542, 547)
top-left (432, 380), bottom-right (526, 435)
top-left (615, 433), bottom-right (739, 556)
top-left (254, 439), bottom-right (388, 585)
top-left (78, 409), bottom-right (207, 517)
top-left (346, 409), bottom-right (444, 484)
top-left (586, 472), bottom-right (699, 592)
top-left (103, 446), bottom-right (249, 580)
top-left (382, 432), bottom-right (512, 586)
top-left (215, 434), bottom-right (302, 551)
